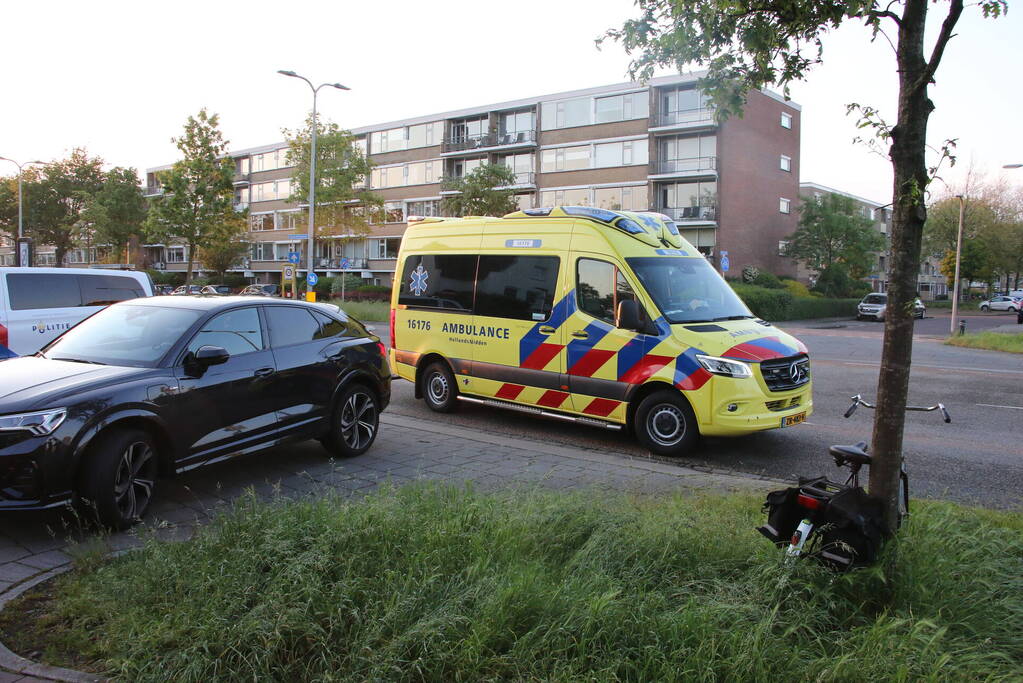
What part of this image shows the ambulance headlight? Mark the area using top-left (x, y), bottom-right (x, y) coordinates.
top-left (695, 355), bottom-right (752, 379)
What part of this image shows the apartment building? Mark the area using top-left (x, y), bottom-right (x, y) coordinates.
top-left (132, 74), bottom-right (801, 286)
top-left (798, 182), bottom-right (948, 299)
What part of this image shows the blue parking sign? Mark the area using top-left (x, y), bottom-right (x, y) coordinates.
top-left (306, 272), bottom-right (318, 287)
top-left (340, 257), bottom-right (350, 270)
top-left (720, 250), bottom-right (730, 273)
top-left (287, 251), bottom-right (301, 265)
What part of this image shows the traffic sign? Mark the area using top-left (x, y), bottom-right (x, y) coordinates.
top-left (339, 257), bottom-right (350, 270)
top-left (306, 272), bottom-right (319, 287)
top-left (720, 250), bottom-right (730, 273)
top-left (287, 251), bottom-right (301, 264)
top-left (287, 234), bottom-right (309, 239)
top-left (283, 265), bottom-right (295, 280)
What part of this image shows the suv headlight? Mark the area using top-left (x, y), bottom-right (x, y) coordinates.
top-left (695, 355), bottom-right (752, 379)
top-left (0, 408), bottom-right (68, 436)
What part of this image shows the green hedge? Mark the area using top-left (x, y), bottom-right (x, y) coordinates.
top-left (731, 283), bottom-right (858, 321)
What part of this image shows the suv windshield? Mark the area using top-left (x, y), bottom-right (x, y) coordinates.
top-left (862, 294), bottom-right (886, 304)
top-left (626, 257), bottom-right (753, 324)
top-left (42, 304), bottom-right (202, 367)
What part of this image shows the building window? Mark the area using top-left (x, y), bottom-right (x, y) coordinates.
top-left (373, 237), bottom-right (401, 259)
top-left (779, 197), bottom-right (791, 214)
top-left (407, 199), bottom-right (442, 217)
top-left (540, 188), bottom-right (591, 207)
top-left (250, 214), bottom-right (274, 231)
top-left (277, 211), bottom-right (299, 232)
top-left (781, 112), bottom-right (793, 129)
top-left (658, 180), bottom-right (717, 219)
top-left (500, 110), bottom-right (535, 138)
top-left (250, 242), bottom-right (273, 261)
top-left (780, 155), bottom-right (791, 172)
top-left (382, 201), bottom-right (404, 223)
top-left (498, 153), bottom-right (535, 183)
top-left (371, 160), bottom-right (443, 189)
top-left (594, 140), bottom-right (648, 168)
top-left (594, 92), bottom-right (649, 124)
top-left (657, 135), bottom-right (716, 173)
top-left (167, 247), bottom-right (186, 263)
top-left (594, 186), bottom-right (647, 211)
top-left (778, 240), bottom-right (789, 256)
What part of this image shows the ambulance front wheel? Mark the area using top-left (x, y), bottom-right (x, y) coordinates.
top-left (634, 391), bottom-right (699, 456)
top-left (421, 361), bottom-right (458, 413)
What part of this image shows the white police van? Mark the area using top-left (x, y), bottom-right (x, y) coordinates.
top-left (0, 268), bottom-right (154, 359)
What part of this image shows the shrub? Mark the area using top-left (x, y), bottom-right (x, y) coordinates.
top-left (730, 283), bottom-right (793, 320)
top-left (731, 283), bottom-right (859, 320)
top-left (750, 270), bottom-right (785, 289)
top-left (781, 279), bottom-right (812, 298)
top-left (741, 264), bottom-right (760, 284)
top-left (787, 296), bottom-right (859, 319)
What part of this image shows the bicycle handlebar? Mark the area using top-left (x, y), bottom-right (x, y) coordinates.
top-left (844, 394), bottom-right (951, 423)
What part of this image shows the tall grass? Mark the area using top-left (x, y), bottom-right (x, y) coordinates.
top-left (331, 299), bottom-right (390, 322)
top-left (40, 487), bottom-right (1023, 681)
top-left (946, 331), bottom-right (1023, 353)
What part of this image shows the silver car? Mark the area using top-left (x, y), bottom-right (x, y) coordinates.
top-left (979, 296), bottom-right (1021, 312)
top-left (857, 293), bottom-right (925, 321)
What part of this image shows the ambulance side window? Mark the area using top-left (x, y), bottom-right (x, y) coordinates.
top-left (577, 259), bottom-right (639, 326)
top-left (475, 255), bottom-right (559, 322)
top-left (397, 254), bottom-right (476, 312)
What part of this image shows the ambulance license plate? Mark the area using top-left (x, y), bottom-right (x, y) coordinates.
top-left (781, 412), bottom-right (807, 428)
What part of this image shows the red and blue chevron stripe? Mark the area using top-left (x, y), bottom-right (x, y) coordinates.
top-left (519, 292), bottom-right (576, 369)
top-left (721, 336), bottom-right (806, 362)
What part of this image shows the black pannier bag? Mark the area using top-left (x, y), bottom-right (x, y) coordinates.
top-left (757, 486), bottom-right (803, 545)
top-left (816, 486), bottom-right (887, 570)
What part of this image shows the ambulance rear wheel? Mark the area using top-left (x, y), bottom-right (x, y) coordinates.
top-left (421, 361), bottom-right (458, 413)
top-left (634, 391), bottom-right (698, 456)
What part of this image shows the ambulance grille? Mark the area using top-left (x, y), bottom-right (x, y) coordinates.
top-left (765, 396), bottom-right (802, 412)
top-left (759, 355), bottom-right (811, 392)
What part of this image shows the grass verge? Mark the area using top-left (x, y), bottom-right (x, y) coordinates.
top-left (3, 486), bottom-right (1021, 681)
top-left (329, 299), bottom-right (389, 322)
top-left (946, 331), bottom-right (1023, 353)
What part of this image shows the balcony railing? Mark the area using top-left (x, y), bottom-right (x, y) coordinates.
top-left (651, 156), bottom-right (717, 176)
top-left (654, 108), bottom-right (716, 128)
top-left (658, 206), bottom-right (717, 222)
top-left (317, 257), bottom-right (368, 270)
top-left (500, 171), bottom-right (536, 187)
top-left (144, 186), bottom-right (163, 197)
top-left (442, 129), bottom-right (536, 153)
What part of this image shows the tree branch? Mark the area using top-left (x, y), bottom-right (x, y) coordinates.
top-left (919, 0), bottom-right (964, 88)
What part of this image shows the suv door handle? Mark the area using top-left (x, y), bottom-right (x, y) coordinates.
top-left (538, 325), bottom-right (556, 335)
top-left (571, 330), bottom-right (589, 339)
top-left (253, 367), bottom-right (275, 378)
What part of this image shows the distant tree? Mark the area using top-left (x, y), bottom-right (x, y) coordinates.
top-left (784, 193), bottom-right (885, 280)
top-left (198, 224), bottom-right (249, 281)
top-left (939, 241), bottom-right (993, 297)
top-left (82, 167), bottom-right (147, 263)
top-left (26, 149), bottom-right (106, 267)
top-left (441, 164), bottom-right (520, 217)
top-left (603, 0), bottom-right (1008, 533)
top-left (146, 109), bottom-right (236, 283)
top-left (0, 173), bottom-right (25, 248)
top-left (284, 116), bottom-right (381, 250)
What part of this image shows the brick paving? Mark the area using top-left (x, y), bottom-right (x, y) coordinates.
top-left (0, 413), bottom-right (771, 680)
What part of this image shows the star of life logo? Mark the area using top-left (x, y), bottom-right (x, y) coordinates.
top-left (409, 264), bottom-right (429, 296)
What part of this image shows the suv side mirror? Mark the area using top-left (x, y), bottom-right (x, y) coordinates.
top-left (617, 299), bottom-right (657, 335)
top-left (185, 345), bottom-right (230, 377)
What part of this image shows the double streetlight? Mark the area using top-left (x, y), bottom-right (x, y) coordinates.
top-left (0, 156), bottom-right (45, 267)
top-left (277, 70), bottom-right (349, 292)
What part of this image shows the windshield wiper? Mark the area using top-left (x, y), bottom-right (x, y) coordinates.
top-left (50, 357), bottom-right (106, 365)
top-left (710, 315), bottom-right (755, 321)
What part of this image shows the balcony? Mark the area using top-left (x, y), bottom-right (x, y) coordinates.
top-left (649, 156), bottom-right (717, 179)
top-left (650, 108), bottom-right (716, 132)
top-left (442, 129), bottom-right (536, 154)
top-left (317, 257), bottom-right (369, 270)
top-left (144, 185), bottom-right (163, 197)
top-left (234, 202), bottom-right (249, 212)
top-left (233, 174), bottom-right (250, 186)
top-left (658, 206), bottom-right (717, 222)
top-left (499, 171), bottom-right (536, 188)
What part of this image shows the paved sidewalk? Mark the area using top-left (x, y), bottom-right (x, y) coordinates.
top-left (0, 413), bottom-right (772, 681)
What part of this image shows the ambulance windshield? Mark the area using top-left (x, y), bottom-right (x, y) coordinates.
top-left (627, 257), bottom-right (754, 324)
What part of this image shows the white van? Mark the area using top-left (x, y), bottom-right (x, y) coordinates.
top-left (0, 268), bottom-right (154, 358)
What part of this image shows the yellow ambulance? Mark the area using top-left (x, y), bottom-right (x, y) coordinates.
top-left (389, 206), bottom-right (811, 456)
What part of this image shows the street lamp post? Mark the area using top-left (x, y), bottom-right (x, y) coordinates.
top-left (277, 70), bottom-right (349, 298)
top-left (0, 156), bottom-right (45, 267)
top-left (949, 195), bottom-right (966, 336)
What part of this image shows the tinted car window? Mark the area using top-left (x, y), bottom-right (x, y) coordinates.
top-left (79, 274), bottom-right (146, 306)
top-left (187, 307), bottom-right (264, 357)
top-left (7, 273), bottom-right (81, 310)
top-left (266, 306), bottom-right (321, 346)
top-left (863, 294), bottom-right (886, 304)
top-left (397, 254), bottom-right (476, 311)
top-left (475, 255), bottom-right (559, 321)
top-left (312, 311), bottom-right (347, 339)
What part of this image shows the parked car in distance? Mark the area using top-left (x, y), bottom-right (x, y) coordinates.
top-left (856, 293), bottom-right (925, 321)
top-left (240, 284), bottom-right (281, 297)
top-left (200, 284), bottom-right (232, 296)
top-left (155, 284), bottom-right (176, 296)
top-left (0, 267), bottom-right (154, 358)
top-left (0, 296), bottom-right (390, 528)
top-left (171, 285), bottom-right (204, 296)
top-left (979, 295), bottom-right (1021, 312)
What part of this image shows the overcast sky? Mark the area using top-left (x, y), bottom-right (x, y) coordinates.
top-left (2, 0), bottom-right (1020, 204)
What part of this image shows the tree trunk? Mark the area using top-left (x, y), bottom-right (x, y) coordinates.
top-left (54, 244), bottom-right (67, 268)
top-left (869, 0), bottom-right (960, 534)
top-left (185, 241), bottom-right (195, 284)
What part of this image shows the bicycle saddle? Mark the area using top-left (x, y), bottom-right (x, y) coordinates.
top-left (829, 442), bottom-right (871, 466)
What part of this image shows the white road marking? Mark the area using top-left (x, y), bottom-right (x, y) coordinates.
top-left (976, 403), bottom-right (1023, 411)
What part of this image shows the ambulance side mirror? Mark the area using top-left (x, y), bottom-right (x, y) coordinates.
top-left (617, 299), bottom-right (656, 335)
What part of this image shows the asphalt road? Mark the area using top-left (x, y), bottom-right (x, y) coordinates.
top-left (382, 311), bottom-right (1023, 509)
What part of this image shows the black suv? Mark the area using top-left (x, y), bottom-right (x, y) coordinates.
top-left (0, 297), bottom-right (390, 527)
